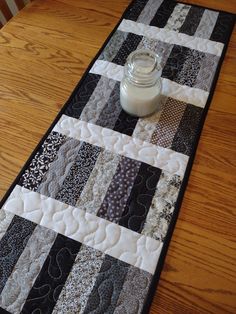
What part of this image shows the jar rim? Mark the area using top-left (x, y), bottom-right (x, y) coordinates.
top-left (125, 49), bottom-right (162, 87)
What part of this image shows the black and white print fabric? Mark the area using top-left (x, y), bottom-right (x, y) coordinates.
top-left (0, 0), bottom-right (235, 313)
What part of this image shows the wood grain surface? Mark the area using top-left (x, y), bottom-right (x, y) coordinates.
top-left (0, 0), bottom-right (235, 313)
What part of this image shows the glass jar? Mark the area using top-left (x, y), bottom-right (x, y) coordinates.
top-left (120, 49), bottom-right (162, 117)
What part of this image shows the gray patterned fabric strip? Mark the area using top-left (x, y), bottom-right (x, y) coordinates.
top-left (76, 150), bottom-right (121, 215)
top-left (97, 156), bottom-right (141, 223)
top-left (96, 82), bottom-right (122, 129)
top-left (0, 210), bottom-right (14, 241)
top-left (19, 132), bottom-right (66, 191)
top-left (0, 225), bottom-right (56, 314)
top-left (80, 76), bottom-right (117, 124)
top-left (164, 3), bottom-right (191, 32)
top-left (114, 266), bottom-right (152, 314)
top-left (99, 30), bottom-right (128, 62)
top-left (0, 216), bottom-right (36, 294)
top-left (83, 255), bottom-right (129, 314)
top-left (132, 108), bottom-right (163, 143)
top-left (38, 137), bottom-right (82, 198)
top-left (194, 53), bottom-right (219, 91)
top-left (137, 0), bottom-right (164, 25)
top-left (137, 37), bottom-right (174, 68)
top-left (176, 49), bottom-right (205, 88)
top-left (53, 245), bottom-right (105, 314)
top-left (142, 172), bottom-right (182, 241)
top-left (56, 142), bottom-right (101, 206)
top-left (195, 9), bottom-right (219, 39)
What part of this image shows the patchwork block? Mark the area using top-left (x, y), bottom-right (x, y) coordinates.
top-left (0, 0), bottom-right (234, 313)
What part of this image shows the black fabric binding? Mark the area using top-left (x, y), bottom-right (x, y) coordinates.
top-left (0, 1), bottom-right (235, 313)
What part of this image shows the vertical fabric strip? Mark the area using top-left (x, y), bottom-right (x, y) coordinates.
top-left (0, 225), bottom-right (57, 314)
top-left (96, 82), bottom-right (122, 129)
top-left (64, 73), bottom-right (101, 119)
top-left (132, 109), bottom-right (162, 143)
top-left (112, 33), bottom-right (143, 66)
top-left (53, 245), bottom-right (105, 314)
top-left (37, 137), bottom-right (81, 198)
top-left (179, 6), bottom-right (204, 35)
top-left (76, 150), bottom-right (121, 215)
top-left (137, 0), bottom-right (164, 25)
top-left (0, 215), bottom-right (36, 294)
top-left (195, 9), bottom-right (219, 39)
top-left (21, 234), bottom-right (81, 314)
top-left (142, 172), bottom-right (182, 241)
top-left (210, 11), bottom-right (235, 44)
top-left (97, 156), bottom-right (141, 223)
top-left (55, 142), bottom-right (101, 206)
top-left (113, 109), bottom-right (139, 136)
top-left (150, 0), bottom-right (177, 28)
top-left (0, 210), bottom-right (14, 241)
top-left (83, 255), bottom-right (129, 313)
top-left (18, 132), bottom-right (66, 192)
top-left (124, 0), bottom-right (148, 22)
top-left (114, 266), bottom-right (152, 314)
top-left (98, 30), bottom-right (128, 62)
top-left (164, 3), bottom-right (191, 32)
top-left (150, 98), bottom-right (186, 148)
top-left (79, 76), bottom-right (117, 123)
top-left (119, 164), bottom-right (161, 233)
top-left (171, 104), bottom-right (202, 155)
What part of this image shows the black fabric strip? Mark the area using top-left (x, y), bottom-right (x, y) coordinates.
top-left (112, 33), bottom-right (143, 66)
top-left (171, 104), bottom-right (203, 156)
top-left (179, 6), bottom-right (204, 35)
top-left (64, 73), bottom-right (101, 119)
top-left (83, 255), bottom-right (129, 313)
top-left (162, 45), bottom-right (190, 83)
top-left (150, 0), bottom-right (176, 28)
top-left (210, 12), bottom-right (236, 44)
top-left (0, 216), bottom-right (36, 294)
top-left (124, 0), bottom-right (148, 21)
top-left (21, 234), bottom-right (81, 314)
top-left (119, 164), bottom-right (162, 233)
top-left (113, 109), bottom-right (139, 136)
top-left (0, 307), bottom-right (11, 314)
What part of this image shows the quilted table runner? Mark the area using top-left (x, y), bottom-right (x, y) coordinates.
top-left (0, 0), bottom-right (235, 313)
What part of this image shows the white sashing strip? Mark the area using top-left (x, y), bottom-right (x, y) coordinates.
top-left (118, 19), bottom-right (224, 57)
top-left (53, 115), bottom-right (188, 177)
top-left (3, 185), bottom-right (163, 275)
top-left (90, 60), bottom-right (209, 108)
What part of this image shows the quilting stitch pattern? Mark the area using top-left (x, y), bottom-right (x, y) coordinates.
top-left (0, 0), bottom-right (234, 313)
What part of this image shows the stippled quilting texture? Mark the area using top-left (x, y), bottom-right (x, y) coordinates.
top-left (0, 0), bottom-right (234, 313)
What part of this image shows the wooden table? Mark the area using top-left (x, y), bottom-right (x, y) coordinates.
top-left (0, 0), bottom-right (235, 313)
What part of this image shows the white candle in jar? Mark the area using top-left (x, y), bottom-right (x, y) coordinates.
top-left (120, 49), bottom-right (162, 117)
